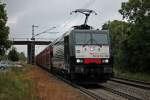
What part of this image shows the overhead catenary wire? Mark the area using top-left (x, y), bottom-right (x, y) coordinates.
top-left (10, 0), bottom-right (98, 40)
top-left (60, 0), bottom-right (97, 29)
top-left (48, 0), bottom-right (97, 31)
top-left (33, 0), bottom-right (97, 36)
top-left (32, 26), bottom-right (58, 38)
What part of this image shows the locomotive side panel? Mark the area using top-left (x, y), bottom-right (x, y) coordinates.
top-left (52, 41), bottom-right (65, 71)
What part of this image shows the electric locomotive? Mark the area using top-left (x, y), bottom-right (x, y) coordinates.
top-left (50, 9), bottom-right (113, 82)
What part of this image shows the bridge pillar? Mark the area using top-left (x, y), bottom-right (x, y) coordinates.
top-left (31, 42), bottom-right (35, 64)
top-left (27, 42), bottom-right (35, 64)
top-left (27, 43), bottom-right (31, 64)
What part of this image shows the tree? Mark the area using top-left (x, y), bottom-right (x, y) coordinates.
top-left (119, 0), bottom-right (150, 72)
top-left (18, 52), bottom-right (26, 61)
top-left (102, 23), bottom-right (109, 30)
top-left (8, 47), bottom-right (19, 61)
top-left (0, 2), bottom-right (11, 56)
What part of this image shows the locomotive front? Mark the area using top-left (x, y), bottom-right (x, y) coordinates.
top-left (69, 29), bottom-right (113, 81)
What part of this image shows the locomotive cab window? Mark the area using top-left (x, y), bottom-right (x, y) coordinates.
top-left (75, 33), bottom-right (91, 44)
top-left (75, 32), bottom-right (108, 45)
top-left (92, 33), bottom-right (108, 45)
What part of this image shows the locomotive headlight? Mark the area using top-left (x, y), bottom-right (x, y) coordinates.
top-left (105, 59), bottom-right (109, 63)
top-left (102, 59), bottom-right (109, 63)
top-left (77, 59), bottom-right (80, 63)
top-left (76, 59), bottom-right (83, 63)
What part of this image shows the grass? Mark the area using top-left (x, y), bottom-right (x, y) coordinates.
top-left (0, 64), bottom-right (37, 100)
top-left (114, 67), bottom-right (150, 82)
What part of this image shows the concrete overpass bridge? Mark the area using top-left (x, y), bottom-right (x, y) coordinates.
top-left (10, 38), bottom-right (53, 64)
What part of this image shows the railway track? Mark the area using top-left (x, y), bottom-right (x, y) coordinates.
top-left (39, 66), bottom-right (149, 100)
top-left (99, 84), bottom-right (143, 100)
top-left (53, 74), bottom-right (105, 100)
top-left (110, 76), bottom-right (150, 90)
top-left (52, 73), bottom-right (144, 100)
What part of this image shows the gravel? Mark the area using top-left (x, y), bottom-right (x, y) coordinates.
top-left (101, 81), bottom-right (150, 100)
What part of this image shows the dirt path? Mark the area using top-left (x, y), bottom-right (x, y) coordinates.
top-left (25, 66), bottom-right (92, 100)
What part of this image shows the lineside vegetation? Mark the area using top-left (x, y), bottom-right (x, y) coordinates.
top-left (103, 0), bottom-right (150, 75)
top-left (0, 65), bottom-right (37, 100)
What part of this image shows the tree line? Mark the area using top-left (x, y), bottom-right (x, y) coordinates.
top-left (103, 0), bottom-right (150, 73)
top-left (8, 47), bottom-right (26, 61)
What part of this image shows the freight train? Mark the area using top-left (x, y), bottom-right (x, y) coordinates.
top-left (36, 9), bottom-right (113, 82)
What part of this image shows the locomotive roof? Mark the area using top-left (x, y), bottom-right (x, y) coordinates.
top-left (50, 29), bottom-right (109, 45)
top-left (72, 29), bottom-right (109, 33)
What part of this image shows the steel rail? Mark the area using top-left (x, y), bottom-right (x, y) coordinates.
top-left (110, 77), bottom-right (150, 90)
top-left (114, 76), bottom-right (150, 85)
top-left (53, 73), bottom-right (142, 100)
top-left (38, 66), bottom-right (143, 100)
top-left (100, 84), bottom-right (142, 100)
top-left (37, 66), bottom-right (103, 100)
top-left (52, 73), bottom-right (105, 100)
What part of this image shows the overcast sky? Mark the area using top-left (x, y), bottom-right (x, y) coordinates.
top-left (3, 0), bottom-right (127, 56)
